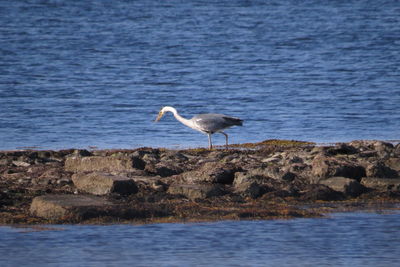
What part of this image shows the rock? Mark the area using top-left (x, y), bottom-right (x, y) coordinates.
top-left (233, 172), bottom-right (284, 198)
top-left (299, 184), bottom-right (344, 201)
top-left (359, 150), bottom-right (378, 158)
top-left (12, 160), bottom-right (31, 167)
top-left (234, 181), bottom-right (264, 199)
top-left (0, 158), bottom-right (10, 166)
top-left (319, 177), bottom-right (366, 197)
top-left (65, 156), bottom-right (145, 172)
top-left (130, 176), bottom-right (167, 191)
top-left (394, 144), bottom-right (400, 157)
top-left (247, 165), bottom-right (281, 180)
top-left (72, 149), bottom-right (92, 157)
top-left (261, 157), bottom-right (281, 164)
top-left (281, 171), bottom-right (296, 182)
top-left (72, 172), bottom-right (138, 195)
top-left (311, 155), bottom-right (366, 182)
top-left (366, 162), bottom-right (398, 178)
top-left (385, 158), bottom-right (400, 172)
top-left (167, 184), bottom-right (227, 200)
top-left (327, 143), bottom-right (358, 155)
top-left (30, 194), bottom-right (115, 221)
top-left (349, 140), bottom-right (393, 158)
top-left (233, 172), bottom-right (269, 186)
top-left (180, 162), bottom-right (239, 184)
top-left (145, 162), bottom-right (183, 177)
top-left (360, 177), bottom-right (400, 191)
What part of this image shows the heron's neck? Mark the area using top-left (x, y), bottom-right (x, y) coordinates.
top-left (165, 107), bottom-right (194, 129)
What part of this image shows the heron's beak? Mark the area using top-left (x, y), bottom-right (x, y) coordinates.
top-left (155, 111), bottom-right (163, 122)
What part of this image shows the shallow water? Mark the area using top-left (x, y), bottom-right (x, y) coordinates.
top-left (1, 0), bottom-right (399, 150)
top-left (1, 211), bottom-right (400, 266)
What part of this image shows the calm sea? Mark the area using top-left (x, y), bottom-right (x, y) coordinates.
top-left (0, 0), bottom-right (399, 150)
top-left (1, 211), bottom-right (400, 266)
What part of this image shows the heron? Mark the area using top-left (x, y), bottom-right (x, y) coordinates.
top-left (155, 106), bottom-right (243, 149)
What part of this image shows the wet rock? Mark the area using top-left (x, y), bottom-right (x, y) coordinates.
top-left (180, 162), bottom-right (239, 184)
top-left (366, 162), bottom-right (398, 178)
top-left (72, 172), bottom-right (138, 195)
top-left (319, 177), bottom-right (366, 197)
top-left (360, 177), bottom-right (400, 191)
top-left (311, 155), bottom-right (366, 182)
top-left (299, 184), bottom-right (344, 201)
top-left (30, 194), bottom-right (115, 221)
top-left (65, 156), bottom-right (145, 173)
top-left (167, 184), bottom-right (227, 200)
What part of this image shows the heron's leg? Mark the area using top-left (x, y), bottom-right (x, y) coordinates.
top-left (208, 134), bottom-right (213, 150)
top-left (221, 132), bottom-right (229, 149)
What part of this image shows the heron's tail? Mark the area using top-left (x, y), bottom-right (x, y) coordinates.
top-left (224, 116), bottom-right (243, 126)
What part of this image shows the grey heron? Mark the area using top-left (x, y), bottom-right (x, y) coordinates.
top-left (155, 106), bottom-right (243, 149)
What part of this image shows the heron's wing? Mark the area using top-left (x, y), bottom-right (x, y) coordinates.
top-left (192, 114), bottom-right (243, 133)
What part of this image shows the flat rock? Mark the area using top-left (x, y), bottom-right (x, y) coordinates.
top-left (319, 177), bottom-right (366, 197)
top-left (65, 156), bottom-right (145, 173)
top-left (167, 184), bottom-right (227, 200)
top-left (30, 194), bottom-right (115, 221)
top-left (72, 172), bottom-right (138, 195)
top-left (360, 177), bottom-right (400, 191)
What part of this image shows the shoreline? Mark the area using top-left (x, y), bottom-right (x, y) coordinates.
top-left (1, 139), bottom-right (399, 225)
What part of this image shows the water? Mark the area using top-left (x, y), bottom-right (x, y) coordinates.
top-left (0, 211), bottom-right (399, 266)
top-left (1, 0), bottom-right (400, 150)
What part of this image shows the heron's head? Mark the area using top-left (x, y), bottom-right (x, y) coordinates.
top-left (155, 106), bottom-right (176, 122)
top-left (155, 109), bottom-right (165, 122)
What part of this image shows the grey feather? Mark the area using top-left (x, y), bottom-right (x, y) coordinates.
top-left (192, 113), bottom-right (243, 133)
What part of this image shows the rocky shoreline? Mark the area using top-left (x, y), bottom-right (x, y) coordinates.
top-left (1, 139), bottom-right (400, 225)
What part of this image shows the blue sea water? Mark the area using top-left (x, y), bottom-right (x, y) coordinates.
top-left (1, 211), bottom-right (400, 267)
top-left (0, 0), bottom-right (399, 150)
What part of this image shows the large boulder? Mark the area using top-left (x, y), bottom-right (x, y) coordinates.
top-left (65, 156), bottom-right (145, 173)
top-left (72, 172), bottom-right (138, 195)
top-left (319, 177), bottom-right (366, 197)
